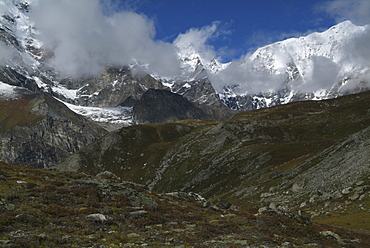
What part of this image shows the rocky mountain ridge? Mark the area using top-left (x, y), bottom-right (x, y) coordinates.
top-left (1, 1), bottom-right (370, 127)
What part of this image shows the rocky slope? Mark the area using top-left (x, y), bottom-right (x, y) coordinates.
top-left (55, 90), bottom-right (370, 233)
top-left (0, 91), bottom-right (107, 168)
top-left (1, 161), bottom-right (369, 247)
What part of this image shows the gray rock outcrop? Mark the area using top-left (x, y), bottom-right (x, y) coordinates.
top-left (0, 92), bottom-right (107, 168)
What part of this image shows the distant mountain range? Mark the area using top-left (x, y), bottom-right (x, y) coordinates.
top-left (0, 1), bottom-right (369, 125)
top-left (173, 20), bottom-right (370, 111)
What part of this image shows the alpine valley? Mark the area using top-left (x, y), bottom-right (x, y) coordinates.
top-left (1, 0), bottom-right (370, 247)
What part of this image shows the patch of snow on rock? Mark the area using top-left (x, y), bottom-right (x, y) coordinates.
top-left (63, 101), bottom-right (133, 125)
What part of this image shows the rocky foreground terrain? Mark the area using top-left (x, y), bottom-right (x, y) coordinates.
top-left (1, 161), bottom-right (370, 247)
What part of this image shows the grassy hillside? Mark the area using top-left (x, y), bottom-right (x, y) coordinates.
top-left (55, 90), bottom-right (370, 233)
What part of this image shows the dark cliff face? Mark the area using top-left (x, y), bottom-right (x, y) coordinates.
top-left (0, 67), bottom-right (39, 93)
top-left (132, 88), bottom-right (236, 124)
top-left (133, 89), bottom-right (208, 124)
top-left (171, 78), bottom-right (221, 106)
top-left (0, 92), bottom-right (107, 168)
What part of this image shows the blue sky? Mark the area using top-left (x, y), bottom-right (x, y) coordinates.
top-left (114, 0), bottom-right (340, 62)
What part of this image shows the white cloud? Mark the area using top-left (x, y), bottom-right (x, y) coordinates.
top-left (320, 0), bottom-right (370, 25)
top-left (29, 0), bottom-right (180, 78)
top-left (297, 56), bottom-right (340, 92)
top-left (173, 21), bottom-right (234, 62)
top-left (210, 55), bottom-right (287, 94)
top-left (0, 40), bottom-right (34, 70)
top-left (0, 41), bottom-right (17, 66)
top-left (174, 22), bottom-right (219, 61)
top-left (346, 27), bottom-right (370, 65)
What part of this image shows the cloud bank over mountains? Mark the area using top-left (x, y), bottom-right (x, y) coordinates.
top-left (321, 0), bottom-right (370, 25)
top-left (31, 0), bottom-right (180, 78)
top-left (174, 22), bottom-right (219, 64)
top-left (29, 0), bottom-right (370, 94)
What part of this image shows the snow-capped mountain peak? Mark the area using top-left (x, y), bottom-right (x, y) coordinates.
top-left (174, 38), bottom-right (228, 78)
top-left (214, 20), bottom-right (370, 111)
top-left (249, 20), bottom-right (367, 76)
